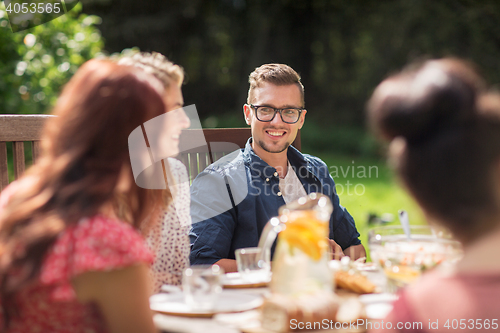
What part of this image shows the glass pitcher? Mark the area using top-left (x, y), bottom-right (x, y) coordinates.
top-left (258, 193), bottom-right (334, 296)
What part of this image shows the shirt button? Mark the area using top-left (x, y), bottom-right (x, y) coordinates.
top-left (274, 172), bottom-right (278, 177)
top-left (266, 178), bottom-right (269, 182)
top-left (277, 192), bottom-right (282, 196)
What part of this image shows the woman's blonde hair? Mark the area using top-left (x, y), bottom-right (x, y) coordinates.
top-left (118, 51), bottom-right (184, 89)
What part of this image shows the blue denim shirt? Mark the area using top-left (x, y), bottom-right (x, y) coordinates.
top-left (189, 138), bottom-right (361, 265)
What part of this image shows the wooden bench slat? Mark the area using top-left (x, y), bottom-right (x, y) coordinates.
top-left (198, 152), bottom-right (208, 171)
top-left (0, 115), bottom-right (53, 191)
top-left (12, 142), bottom-right (25, 179)
top-left (0, 115), bottom-right (53, 141)
top-left (188, 153), bottom-right (198, 183)
top-left (32, 141), bottom-right (42, 164)
top-left (212, 152), bottom-right (223, 162)
top-left (0, 142), bottom-right (8, 191)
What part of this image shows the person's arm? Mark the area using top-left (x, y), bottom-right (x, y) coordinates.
top-left (190, 170), bottom-right (239, 265)
top-left (321, 161), bottom-right (364, 258)
top-left (329, 239), bottom-right (365, 261)
top-left (343, 244), bottom-right (366, 261)
top-left (215, 258), bottom-right (238, 273)
top-left (189, 212), bottom-right (236, 265)
top-left (328, 238), bottom-right (345, 260)
top-left (72, 264), bottom-right (157, 333)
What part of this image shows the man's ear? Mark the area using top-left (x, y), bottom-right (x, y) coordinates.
top-left (298, 110), bottom-right (307, 129)
top-left (243, 104), bottom-right (251, 125)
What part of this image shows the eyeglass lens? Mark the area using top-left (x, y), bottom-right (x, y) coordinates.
top-left (255, 106), bottom-right (300, 123)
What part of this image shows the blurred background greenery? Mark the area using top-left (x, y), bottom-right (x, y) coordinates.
top-left (0, 2), bottom-right (103, 114)
top-left (2, 0), bottom-right (500, 248)
top-left (3, 0), bottom-right (500, 157)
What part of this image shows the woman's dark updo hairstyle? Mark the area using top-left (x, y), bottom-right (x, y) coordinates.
top-left (368, 58), bottom-right (500, 243)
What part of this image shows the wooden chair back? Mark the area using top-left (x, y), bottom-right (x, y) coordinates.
top-left (0, 115), bottom-right (302, 190)
top-left (177, 128), bottom-right (301, 183)
top-left (0, 115), bottom-right (53, 191)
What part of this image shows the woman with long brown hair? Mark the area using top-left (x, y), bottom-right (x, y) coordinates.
top-left (0, 59), bottom-right (168, 332)
top-left (368, 58), bottom-right (500, 332)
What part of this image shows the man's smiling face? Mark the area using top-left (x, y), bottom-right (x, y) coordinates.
top-left (244, 82), bottom-right (306, 155)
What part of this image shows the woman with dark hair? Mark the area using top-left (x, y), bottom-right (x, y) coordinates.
top-left (368, 58), bottom-right (500, 331)
top-left (0, 59), bottom-right (168, 332)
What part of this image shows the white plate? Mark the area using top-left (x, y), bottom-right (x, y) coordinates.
top-left (354, 262), bottom-right (379, 272)
top-left (358, 293), bottom-right (398, 319)
top-left (150, 290), bottom-right (264, 317)
top-left (221, 272), bottom-right (271, 288)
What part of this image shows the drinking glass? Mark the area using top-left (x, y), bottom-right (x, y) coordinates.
top-left (235, 247), bottom-right (271, 283)
top-left (182, 265), bottom-right (223, 311)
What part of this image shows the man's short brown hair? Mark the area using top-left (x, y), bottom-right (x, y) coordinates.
top-left (118, 52), bottom-right (184, 90)
top-left (247, 63), bottom-right (304, 106)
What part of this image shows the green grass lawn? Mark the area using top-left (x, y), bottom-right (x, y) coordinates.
top-left (313, 152), bottom-right (427, 260)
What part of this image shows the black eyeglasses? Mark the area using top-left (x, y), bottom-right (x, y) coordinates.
top-left (248, 104), bottom-right (304, 124)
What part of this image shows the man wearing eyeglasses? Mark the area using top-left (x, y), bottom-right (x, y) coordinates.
top-left (189, 64), bottom-right (365, 272)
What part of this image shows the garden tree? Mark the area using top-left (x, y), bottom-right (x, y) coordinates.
top-left (0, 2), bottom-right (103, 114)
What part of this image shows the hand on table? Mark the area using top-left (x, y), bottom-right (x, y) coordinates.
top-left (328, 238), bottom-right (345, 260)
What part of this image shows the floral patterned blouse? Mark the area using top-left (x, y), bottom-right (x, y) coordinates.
top-left (144, 158), bottom-right (192, 293)
top-left (0, 180), bottom-right (153, 333)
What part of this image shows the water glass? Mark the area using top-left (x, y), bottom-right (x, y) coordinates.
top-left (235, 247), bottom-right (270, 283)
top-left (182, 265), bottom-right (223, 311)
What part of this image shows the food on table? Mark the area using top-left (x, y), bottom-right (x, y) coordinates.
top-left (369, 233), bottom-right (463, 292)
top-left (335, 270), bottom-right (377, 294)
top-left (384, 265), bottom-right (421, 286)
top-left (374, 239), bottom-right (459, 270)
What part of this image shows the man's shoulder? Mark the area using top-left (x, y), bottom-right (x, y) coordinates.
top-left (288, 149), bottom-right (333, 183)
top-left (190, 148), bottom-right (250, 221)
top-left (291, 149), bottom-right (329, 170)
top-left (191, 149), bottom-right (249, 196)
top-left (302, 152), bottom-right (327, 166)
top-left (199, 149), bottom-right (246, 177)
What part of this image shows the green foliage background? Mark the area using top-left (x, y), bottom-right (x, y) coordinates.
top-left (79, 0), bottom-right (500, 157)
top-left (3, 0), bottom-right (500, 158)
top-left (0, 2), bottom-right (103, 114)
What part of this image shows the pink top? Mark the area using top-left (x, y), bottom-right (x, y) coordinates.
top-left (0, 184), bottom-right (154, 333)
top-left (371, 270), bottom-right (500, 333)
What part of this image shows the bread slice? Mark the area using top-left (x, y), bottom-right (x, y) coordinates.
top-left (335, 271), bottom-right (376, 294)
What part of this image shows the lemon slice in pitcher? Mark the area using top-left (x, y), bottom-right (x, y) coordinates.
top-left (279, 210), bottom-right (328, 261)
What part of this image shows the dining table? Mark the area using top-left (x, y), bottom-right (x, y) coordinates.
top-left (151, 268), bottom-right (394, 333)
top-left (153, 287), bottom-right (267, 333)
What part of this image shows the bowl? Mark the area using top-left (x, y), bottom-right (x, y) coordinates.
top-left (368, 225), bottom-right (463, 292)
